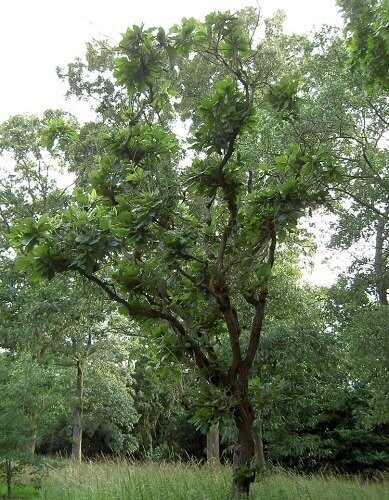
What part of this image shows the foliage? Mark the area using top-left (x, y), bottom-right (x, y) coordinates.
top-left (81, 348), bottom-right (138, 456)
top-left (327, 280), bottom-right (389, 427)
top-left (337, 0), bottom-right (389, 90)
top-left (0, 116), bottom-right (138, 461)
top-left (0, 354), bottom-right (46, 497)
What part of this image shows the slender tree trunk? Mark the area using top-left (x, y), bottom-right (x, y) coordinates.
top-left (231, 388), bottom-right (256, 499)
top-left (71, 360), bottom-right (83, 462)
top-left (374, 216), bottom-right (388, 305)
top-left (254, 424), bottom-right (265, 470)
top-left (24, 413), bottom-right (37, 454)
top-left (6, 458), bottom-right (12, 499)
top-left (207, 422), bottom-right (220, 464)
top-left (25, 434), bottom-right (37, 454)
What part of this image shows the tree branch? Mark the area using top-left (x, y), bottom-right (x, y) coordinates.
top-left (243, 219), bottom-right (276, 372)
top-left (366, 98), bottom-right (389, 127)
top-left (76, 266), bottom-right (227, 386)
top-left (332, 187), bottom-right (389, 219)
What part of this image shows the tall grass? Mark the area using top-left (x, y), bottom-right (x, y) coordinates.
top-left (40, 460), bottom-right (229, 499)
top-left (36, 459), bottom-right (389, 500)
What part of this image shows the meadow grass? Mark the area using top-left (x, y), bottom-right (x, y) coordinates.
top-left (3, 459), bottom-right (389, 499)
top-left (0, 483), bottom-right (39, 498)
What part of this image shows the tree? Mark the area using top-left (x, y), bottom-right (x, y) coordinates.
top-left (0, 354), bottom-right (46, 498)
top-left (297, 25), bottom-right (388, 432)
top-left (0, 114), bottom-right (138, 463)
top-left (10, 10), bottom-right (343, 497)
top-left (0, 115), bottom-right (72, 458)
top-left (0, 264), bottom-right (139, 461)
top-left (248, 260), bottom-right (335, 467)
top-left (337, 0), bottom-right (389, 90)
top-left (299, 26), bottom-right (388, 303)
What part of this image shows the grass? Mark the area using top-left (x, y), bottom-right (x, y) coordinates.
top-left (3, 459), bottom-right (389, 499)
top-left (0, 483), bottom-right (39, 498)
top-left (40, 460), bottom-right (230, 500)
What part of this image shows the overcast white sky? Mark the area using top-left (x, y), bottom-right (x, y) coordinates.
top-left (0, 0), bottom-right (341, 121)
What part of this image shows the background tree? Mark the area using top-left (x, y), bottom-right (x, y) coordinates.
top-left (0, 113), bottom-right (138, 462)
top-left (296, 24), bottom-right (388, 438)
top-left (337, 0), bottom-right (389, 90)
top-left (0, 353), bottom-right (47, 498)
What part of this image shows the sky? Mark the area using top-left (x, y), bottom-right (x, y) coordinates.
top-left (0, 0), bottom-right (342, 121)
top-left (0, 0), bottom-right (344, 285)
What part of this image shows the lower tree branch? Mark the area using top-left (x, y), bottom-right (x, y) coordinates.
top-left (77, 266), bottom-right (227, 386)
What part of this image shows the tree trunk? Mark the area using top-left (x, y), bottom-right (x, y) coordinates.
top-left (254, 424), bottom-right (265, 471)
top-left (374, 216), bottom-right (388, 305)
top-left (24, 434), bottom-right (37, 455)
top-left (71, 360), bottom-right (83, 462)
top-left (207, 422), bottom-right (220, 464)
top-left (24, 413), bottom-right (37, 454)
top-left (231, 394), bottom-right (256, 499)
top-left (6, 458), bottom-right (12, 499)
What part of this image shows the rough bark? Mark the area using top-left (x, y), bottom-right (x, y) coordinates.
top-left (71, 360), bottom-right (83, 462)
top-left (231, 387), bottom-right (256, 499)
